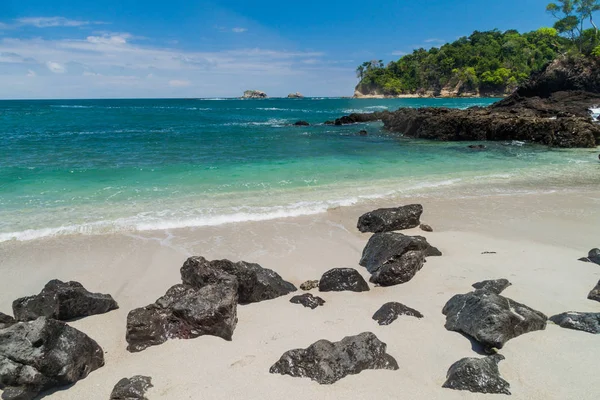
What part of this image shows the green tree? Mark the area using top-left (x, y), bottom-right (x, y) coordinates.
top-left (546, 0), bottom-right (600, 49)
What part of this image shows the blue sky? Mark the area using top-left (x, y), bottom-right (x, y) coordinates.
top-left (0, 0), bottom-right (558, 98)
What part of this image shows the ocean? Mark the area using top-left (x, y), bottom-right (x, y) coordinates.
top-left (1, 97), bottom-right (598, 242)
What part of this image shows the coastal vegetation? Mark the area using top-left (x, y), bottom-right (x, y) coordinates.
top-left (356, 0), bottom-right (600, 97)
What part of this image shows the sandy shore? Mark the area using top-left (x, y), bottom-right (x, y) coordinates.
top-left (1, 188), bottom-right (599, 399)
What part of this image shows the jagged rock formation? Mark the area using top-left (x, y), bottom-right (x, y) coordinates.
top-left (269, 332), bottom-right (398, 384)
top-left (550, 312), bottom-right (600, 334)
top-left (319, 268), bottom-right (370, 292)
top-left (287, 92), bottom-right (304, 98)
top-left (12, 279), bottom-right (118, 322)
top-left (357, 204), bottom-right (423, 233)
top-left (110, 376), bottom-right (153, 400)
top-left (443, 354), bottom-right (511, 395)
top-left (372, 302), bottom-right (423, 325)
top-left (472, 279), bottom-right (512, 294)
top-left (589, 280), bottom-right (600, 302)
top-left (242, 90), bottom-right (267, 99)
top-left (289, 293), bottom-right (325, 309)
top-left (0, 317), bottom-right (104, 400)
top-left (0, 312), bottom-right (15, 329)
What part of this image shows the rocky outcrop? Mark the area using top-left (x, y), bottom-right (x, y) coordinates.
top-left (443, 290), bottom-right (547, 350)
top-left (290, 293), bottom-right (325, 309)
top-left (300, 280), bottom-right (319, 291)
top-left (370, 250), bottom-right (425, 287)
top-left (442, 354), bottom-right (511, 395)
top-left (110, 376), bottom-right (153, 400)
top-left (126, 281), bottom-right (238, 353)
top-left (472, 279), bottom-right (512, 294)
top-left (0, 317), bottom-right (104, 400)
top-left (579, 248), bottom-right (600, 265)
top-left (181, 256), bottom-right (296, 305)
top-left (242, 90), bottom-right (267, 99)
top-left (372, 302), bottom-right (423, 325)
top-left (12, 280), bottom-right (118, 322)
top-left (359, 232), bottom-right (441, 274)
top-left (293, 120), bottom-right (310, 126)
top-left (269, 332), bottom-right (398, 384)
top-left (550, 312), bottom-right (600, 334)
top-left (287, 92), bottom-right (304, 98)
top-left (589, 280), bottom-right (600, 302)
top-left (319, 268), bottom-right (370, 292)
top-left (0, 312), bottom-right (15, 330)
top-left (357, 204), bottom-right (423, 233)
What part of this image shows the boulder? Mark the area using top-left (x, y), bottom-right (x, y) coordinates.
top-left (472, 279), bottom-right (512, 294)
top-left (419, 224), bottom-right (433, 232)
top-left (358, 130), bottom-right (368, 136)
top-left (126, 281), bottom-right (238, 353)
top-left (468, 144), bottom-right (487, 150)
top-left (300, 280), bottom-right (319, 291)
top-left (442, 354), bottom-right (510, 395)
top-left (12, 280), bottom-right (118, 322)
top-left (293, 120), bottom-right (310, 126)
top-left (319, 268), bottom-right (370, 292)
top-left (442, 290), bottom-right (547, 350)
top-left (588, 280), bottom-right (600, 302)
top-left (269, 332), bottom-right (398, 384)
top-left (181, 256), bottom-right (296, 305)
top-left (287, 92), bottom-right (304, 98)
top-left (359, 232), bottom-right (441, 275)
top-left (372, 302), bottom-right (423, 325)
top-left (324, 120), bottom-right (335, 125)
top-left (0, 313), bottom-right (15, 330)
top-left (242, 90), bottom-right (267, 99)
top-left (550, 312), bottom-right (600, 334)
top-left (290, 293), bottom-right (325, 309)
top-left (0, 317), bottom-right (104, 400)
top-left (370, 250), bottom-right (425, 286)
top-left (110, 376), bottom-right (153, 400)
top-left (357, 204), bottom-right (423, 233)
top-left (579, 248), bottom-right (600, 265)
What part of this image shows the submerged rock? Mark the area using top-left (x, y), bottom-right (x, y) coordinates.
top-left (126, 282), bottom-right (238, 352)
top-left (468, 144), bottom-right (487, 150)
top-left (442, 290), bottom-right (547, 350)
top-left (242, 90), bottom-right (267, 99)
top-left (0, 312), bottom-right (15, 329)
top-left (419, 224), bottom-right (433, 232)
top-left (0, 317), bottom-right (104, 400)
top-left (550, 312), bottom-right (600, 334)
top-left (579, 248), bottom-right (600, 265)
top-left (110, 376), bottom-right (153, 400)
top-left (300, 280), bottom-right (319, 291)
top-left (12, 279), bottom-right (118, 322)
top-left (269, 332), bottom-right (398, 384)
top-left (319, 268), bottom-right (370, 292)
top-left (290, 293), bottom-right (325, 309)
top-left (372, 302), bottom-right (423, 325)
top-left (293, 120), bottom-right (310, 126)
top-left (588, 280), bottom-right (600, 302)
top-left (442, 354), bottom-right (510, 395)
top-left (370, 250), bottom-right (425, 286)
top-left (181, 256), bottom-right (296, 305)
top-left (357, 204), bottom-right (423, 233)
top-left (358, 129), bottom-right (368, 136)
top-left (360, 232), bottom-right (441, 275)
top-left (472, 279), bottom-right (512, 294)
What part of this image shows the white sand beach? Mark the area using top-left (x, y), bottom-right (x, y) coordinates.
top-left (0, 188), bottom-right (599, 400)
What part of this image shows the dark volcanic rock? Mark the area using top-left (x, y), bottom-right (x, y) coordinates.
top-left (360, 232), bottom-right (441, 275)
top-left (300, 280), bottom-right (319, 291)
top-left (358, 129), bottom-right (368, 136)
top-left (333, 112), bottom-right (385, 125)
top-left (0, 317), bottom-right (104, 400)
top-left (290, 293), bottom-right (325, 309)
top-left (550, 312), bottom-right (600, 334)
top-left (319, 268), bottom-right (370, 292)
top-left (181, 256), bottom-right (296, 305)
top-left (589, 280), bottom-right (600, 302)
top-left (126, 281), bottom-right (238, 353)
top-left (442, 290), bottom-right (547, 350)
top-left (0, 313), bottom-right (15, 330)
top-left (357, 204), bottom-right (423, 233)
top-left (442, 354), bottom-right (510, 395)
top-left (472, 279), bottom-right (512, 294)
top-left (293, 120), bottom-right (310, 126)
top-left (12, 279), bottom-right (118, 322)
top-left (372, 302), bottom-right (423, 325)
top-left (468, 144), bottom-right (487, 150)
top-left (579, 248), bottom-right (600, 265)
top-left (370, 250), bottom-right (425, 286)
top-left (419, 224), bottom-right (433, 232)
top-left (110, 376), bottom-right (153, 400)
top-left (269, 332), bottom-right (398, 384)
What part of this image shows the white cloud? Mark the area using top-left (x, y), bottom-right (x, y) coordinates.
top-left (391, 50), bottom-right (407, 56)
top-left (169, 79), bottom-right (191, 87)
top-left (15, 17), bottom-right (103, 28)
top-left (86, 34), bottom-right (130, 45)
top-left (424, 38), bottom-right (445, 44)
top-left (26, 69), bottom-right (36, 77)
top-left (46, 61), bottom-right (66, 73)
top-left (231, 27), bottom-right (247, 33)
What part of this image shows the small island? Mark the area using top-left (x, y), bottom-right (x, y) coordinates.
top-left (287, 92), bottom-right (304, 98)
top-left (242, 90), bottom-right (268, 99)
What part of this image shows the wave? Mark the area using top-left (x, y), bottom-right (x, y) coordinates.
top-left (222, 118), bottom-right (289, 127)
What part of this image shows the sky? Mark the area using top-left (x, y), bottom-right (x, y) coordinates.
top-left (0, 0), bottom-right (559, 99)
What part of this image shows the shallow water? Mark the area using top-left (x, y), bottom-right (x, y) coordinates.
top-left (0, 97), bottom-right (598, 241)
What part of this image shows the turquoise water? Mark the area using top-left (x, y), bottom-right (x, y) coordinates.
top-left (1, 97), bottom-right (598, 241)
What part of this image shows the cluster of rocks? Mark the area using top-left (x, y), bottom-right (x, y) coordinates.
top-left (287, 92), bottom-right (304, 98)
top-left (242, 90), bottom-right (267, 99)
